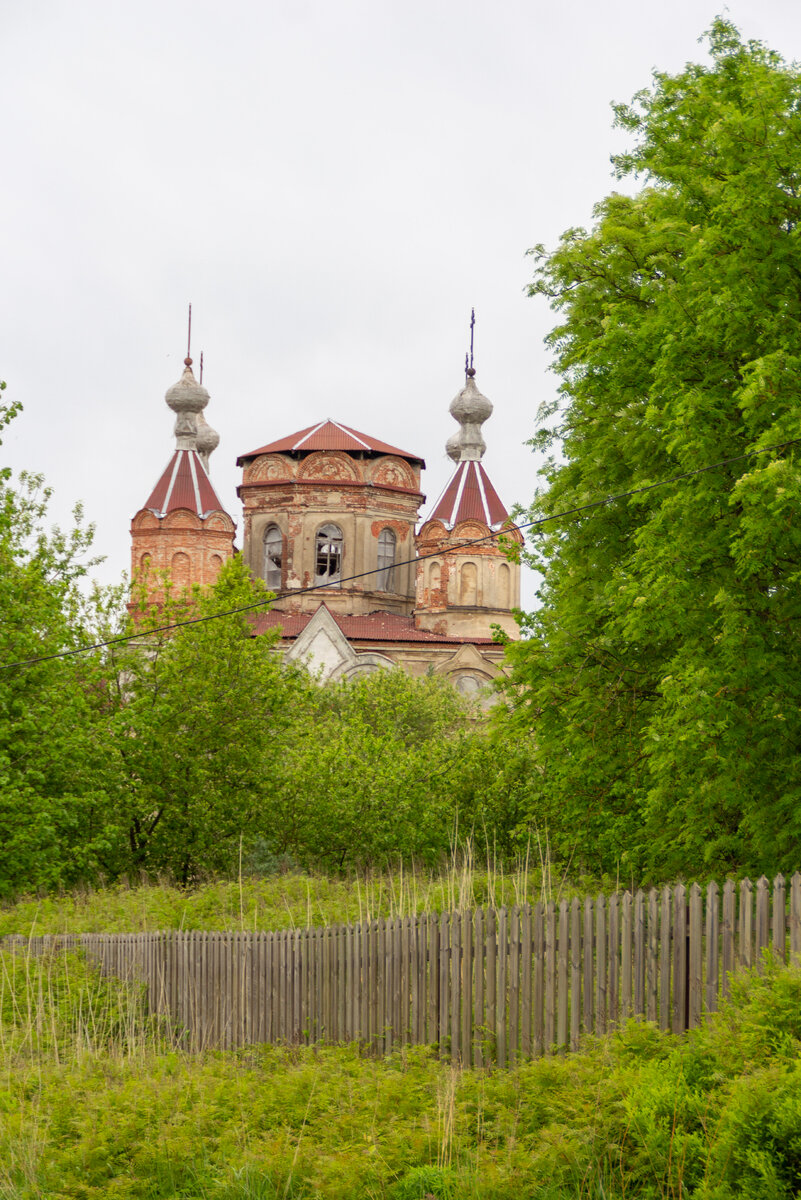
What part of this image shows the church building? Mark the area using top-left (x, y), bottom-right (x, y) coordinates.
top-left (130, 349), bottom-right (523, 696)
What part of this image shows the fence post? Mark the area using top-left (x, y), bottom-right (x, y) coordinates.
top-left (582, 896), bottom-right (593, 1039)
top-left (791, 873), bottom-right (801, 961)
top-left (755, 877), bottom-right (770, 967)
top-left (509, 905), bottom-right (520, 1064)
top-left (595, 895), bottom-right (606, 1036)
top-left (496, 907), bottom-right (508, 1068)
top-left (461, 908), bottom-right (473, 1068)
top-left (738, 878), bottom-right (753, 972)
top-left (474, 908), bottom-right (485, 1067)
top-left (688, 883), bottom-right (703, 1028)
top-left (557, 899), bottom-right (569, 1051)
top-left (450, 911), bottom-right (461, 1065)
top-left (484, 908), bottom-right (495, 1063)
top-left (721, 880), bottom-right (735, 998)
top-left (545, 901), bottom-right (557, 1049)
top-left (520, 904), bottom-right (532, 1061)
top-left (705, 881), bottom-right (719, 1015)
top-left (772, 875), bottom-right (786, 964)
top-left (621, 891), bottom-right (633, 1023)
top-left (438, 912), bottom-right (450, 1060)
top-left (672, 884), bottom-right (687, 1034)
top-left (570, 897), bottom-right (581, 1051)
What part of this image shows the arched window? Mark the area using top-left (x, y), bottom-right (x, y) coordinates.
top-left (315, 523), bottom-right (343, 584)
top-left (377, 528), bottom-right (396, 591)
top-left (263, 524), bottom-right (282, 590)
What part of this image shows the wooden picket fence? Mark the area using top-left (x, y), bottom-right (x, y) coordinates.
top-left (7, 874), bottom-right (801, 1065)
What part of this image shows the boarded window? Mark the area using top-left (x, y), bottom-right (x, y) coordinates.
top-left (377, 528), bottom-right (396, 591)
top-left (498, 561), bottom-right (510, 608)
top-left (315, 523), bottom-right (343, 584)
top-left (459, 561), bottom-right (477, 605)
top-left (171, 551), bottom-right (190, 591)
top-left (263, 524), bottom-right (282, 590)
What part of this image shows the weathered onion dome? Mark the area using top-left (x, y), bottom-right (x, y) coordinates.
top-left (445, 431), bottom-right (462, 462)
top-left (447, 369), bottom-right (493, 462)
top-left (195, 410), bottom-right (220, 472)
top-left (165, 358), bottom-right (210, 450)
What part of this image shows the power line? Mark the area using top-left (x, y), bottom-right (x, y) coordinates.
top-left (3, 436), bottom-right (800, 673)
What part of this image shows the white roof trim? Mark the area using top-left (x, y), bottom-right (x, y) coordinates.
top-left (474, 462), bottom-right (490, 524)
top-left (292, 420), bottom-right (327, 450)
top-left (187, 451), bottom-right (204, 517)
top-left (448, 462), bottom-right (469, 527)
top-left (158, 451), bottom-right (183, 516)
top-left (331, 420), bottom-right (371, 450)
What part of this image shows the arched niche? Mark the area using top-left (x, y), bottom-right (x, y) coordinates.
top-left (171, 551), bottom-right (191, 590)
top-left (459, 561), bottom-right (478, 606)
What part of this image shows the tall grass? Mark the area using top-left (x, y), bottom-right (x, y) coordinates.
top-left (0, 943), bottom-right (170, 1067)
top-left (0, 839), bottom-right (601, 939)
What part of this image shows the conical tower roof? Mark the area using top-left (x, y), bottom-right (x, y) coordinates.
top-left (425, 366), bottom-right (510, 530)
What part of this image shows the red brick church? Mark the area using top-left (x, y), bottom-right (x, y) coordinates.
top-left (130, 349), bottom-right (522, 694)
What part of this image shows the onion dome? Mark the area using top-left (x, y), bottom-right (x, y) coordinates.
top-left (165, 357), bottom-right (210, 450)
top-left (195, 409), bottom-right (220, 472)
top-left (447, 369), bottom-right (493, 462)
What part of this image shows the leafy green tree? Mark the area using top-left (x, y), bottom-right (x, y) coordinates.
top-left (504, 20), bottom-right (801, 880)
top-left (270, 668), bottom-right (477, 872)
top-left (0, 391), bottom-right (117, 897)
top-left (105, 556), bottom-right (303, 884)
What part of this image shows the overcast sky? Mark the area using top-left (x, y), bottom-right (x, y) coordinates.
top-left (3, 0), bottom-right (800, 610)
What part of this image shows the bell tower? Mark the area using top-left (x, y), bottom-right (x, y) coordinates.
top-left (415, 357), bottom-right (522, 640)
top-left (130, 343), bottom-right (235, 610)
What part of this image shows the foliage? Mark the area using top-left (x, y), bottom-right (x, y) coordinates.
top-left (269, 669), bottom-right (478, 872)
top-left (1, 936), bottom-right (800, 1198)
top-left (0, 393), bottom-right (120, 898)
top-left (103, 555), bottom-right (306, 885)
top-left (504, 20), bottom-right (801, 880)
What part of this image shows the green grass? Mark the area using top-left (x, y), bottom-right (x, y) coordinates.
top-left (1, 942), bottom-right (800, 1198)
top-left (0, 853), bottom-right (609, 938)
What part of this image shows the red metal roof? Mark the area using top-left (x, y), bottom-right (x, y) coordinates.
top-left (250, 606), bottom-right (494, 645)
top-left (428, 460), bottom-right (510, 530)
top-left (237, 419), bottom-right (424, 466)
top-left (141, 450), bottom-right (229, 518)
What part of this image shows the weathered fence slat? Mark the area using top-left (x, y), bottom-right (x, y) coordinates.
top-left (705, 882), bottom-right (719, 1016)
top-left (509, 906), bottom-right (520, 1064)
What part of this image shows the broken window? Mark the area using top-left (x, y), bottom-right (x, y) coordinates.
top-left (377, 528), bottom-right (396, 591)
top-left (315, 523), bottom-right (343, 584)
top-left (263, 524), bottom-right (282, 590)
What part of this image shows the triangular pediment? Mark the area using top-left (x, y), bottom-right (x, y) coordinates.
top-left (434, 641), bottom-right (502, 679)
top-left (284, 604), bottom-right (357, 681)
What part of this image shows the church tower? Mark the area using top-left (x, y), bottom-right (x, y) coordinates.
top-left (414, 365), bottom-right (522, 640)
top-left (130, 354), bottom-right (235, 608)
top-left (237, 420), bottom-right (425, 617)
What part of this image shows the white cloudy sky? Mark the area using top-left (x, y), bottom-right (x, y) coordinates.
top-left (3, 0), bottom-right (800, 610)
